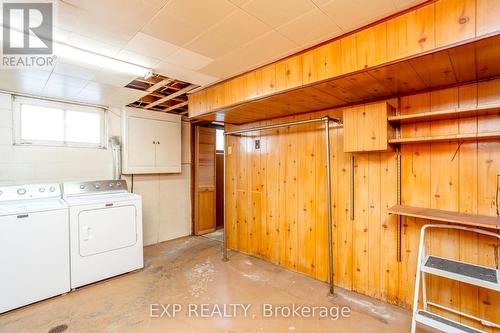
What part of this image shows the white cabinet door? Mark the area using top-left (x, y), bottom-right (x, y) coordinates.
top-left (127, 117), bottom-right (155, 167)
top-left (154, 119), bottom-right (181, 171)
top-left (122, 107), bottom-right (182, 174)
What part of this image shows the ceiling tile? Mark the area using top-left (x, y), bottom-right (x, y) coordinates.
top-left (42, 83), bottom-right (84, 100)
top-left (54, 0), bottom-right (163, 47)
top-left (311, 0), bottom-right (331, 6)
top-left (124, 33), bottom-right (179, 61)
top-left (207, 10), bottom-right (271, 47)
top-left (104, 87), bottom-right (149, 107)
top-left (237, 31), bottom-right (299, 67)
top-left (184, 30), bottom-right (241, 59)
top-left (154, 62), bottom-right (218, 86)
top-left (139, 0), bottom-right (169, 10)
top-left (319, 0), bottom-right (397, 31)
top-left (82, 82), bottom-right (121, 96)
top-left (242, 0), bottom-right (316, 28)
top-left (53, 61), bottom-right (98, 81)
top-left (276, 8), bottom-right (342, 47)
top-left (92, 69), bottom-right (137, 87)
top-left (78, 83), bottom-right (118, 105)
top-left (176, 71), bottom-right (219, 86)
top-left (197, 58), bottom-right (244, 79)
top-left (1, 68), bottom-right (52, 81)
top-left (228, 0), bottom-right (252, 7)
top-left (115, 49), bottom-right (162, 69)
top-left (78, 88), bottom-right (111, 105)
top-left (393, 0), bottom-right (427, 10)
top-left (45, 73), bottom-right (89, 90)
top-left (53, 28), bottom-right (72, 44)
top-left (141, 0), bottom-right (237, 46)
top-left (66, 33), bottom-right (122, 57)
top-left (199, 31), bottom-right (299, 79)
top-left (164, 48), bottom-right (213, 71)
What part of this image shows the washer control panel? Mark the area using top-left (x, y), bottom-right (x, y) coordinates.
top-left (0, 183), bottom-right (61, 202)
top-left (63, 180), bottom-right (128, 195)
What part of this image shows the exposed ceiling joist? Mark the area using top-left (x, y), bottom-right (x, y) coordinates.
top-left (127, 74), bottom-right (198, 115)
top-left (144, 84), bottom-right (197, 109)
top-left (146, 78), bottom-right (172, 92)
top-left (162, 101), bottom-right (188, 113)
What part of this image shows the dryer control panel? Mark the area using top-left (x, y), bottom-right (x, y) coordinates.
top-left (63, 180), bottom-right (128, 195)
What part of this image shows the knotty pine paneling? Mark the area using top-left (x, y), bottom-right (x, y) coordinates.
top-left (399, 80), bottom-right (499, 331)
top-left (226, 106), bottom-right (399, 301)
top-left (190, 0), bottom-right (500, 122)
top-left (225, 82), bottom-right (499, 331)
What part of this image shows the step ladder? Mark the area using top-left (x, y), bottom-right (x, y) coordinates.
top-left (411, 224), bottom-right (500, 333)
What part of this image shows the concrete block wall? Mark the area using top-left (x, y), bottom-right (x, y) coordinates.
top-left (0, 92), bottom-right (191, 245)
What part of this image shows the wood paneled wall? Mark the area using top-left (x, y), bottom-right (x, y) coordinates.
top-left (190, 0), bottom-right (500, 119)
top-left (225, 80), bottom-right (500, 331)
top-left (399, 79), bottom-right (500, 331)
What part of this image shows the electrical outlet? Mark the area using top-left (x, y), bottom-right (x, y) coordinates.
top-left (255, 139), bottom-right (260, 149)
top-left (227, 146), bottom-right (232, 155)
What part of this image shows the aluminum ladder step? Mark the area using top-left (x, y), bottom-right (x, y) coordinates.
top-left (416, 311), bottom-right (487, 333)
top-left (421, 255), bottom-right (500, 291)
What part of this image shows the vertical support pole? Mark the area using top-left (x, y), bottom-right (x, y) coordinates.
top-left (325, 118), bottom-right (334, 296)
top-left (396, 151), bottom-right (402, 262)
top-left (222, 133), bottom-right (229, 262)
top-left (350, 153), bottom-right (355, 221)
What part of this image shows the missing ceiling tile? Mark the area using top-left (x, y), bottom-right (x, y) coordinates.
top-left (125, 73), bottom-right (199, 115)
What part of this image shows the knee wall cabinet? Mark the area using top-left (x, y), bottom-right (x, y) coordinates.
top-left (122, 107), bottom-right (181, 174)
top-left (343, 101), bottom-right (395, 152)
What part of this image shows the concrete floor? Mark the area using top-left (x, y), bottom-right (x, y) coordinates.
top-left (202, 229), bottom-right (224, 242)
top-left (0, 236), bottom-right (433, 333)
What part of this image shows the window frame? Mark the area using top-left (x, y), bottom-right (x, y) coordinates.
top-left (13, 96), bottom-right (107, 149)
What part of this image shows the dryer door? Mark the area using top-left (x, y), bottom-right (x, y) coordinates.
top-left (78, 205), bottom-right (137, 256)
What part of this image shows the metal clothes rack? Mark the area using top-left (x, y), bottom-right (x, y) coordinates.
top-left (222, 116), bottom-right (342, 295)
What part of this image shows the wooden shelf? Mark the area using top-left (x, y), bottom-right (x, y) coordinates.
top-left (388, 131), bottom-right (500, 144)
top-left (388, 205), bottom-right (500, 229)
top-left (388, 103), bottom-right (500, 124)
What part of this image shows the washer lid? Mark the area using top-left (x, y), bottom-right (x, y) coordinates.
top-left (0, 197), bottom-right (68, 216)
top-left (63, 192), bottom-right (141, 206)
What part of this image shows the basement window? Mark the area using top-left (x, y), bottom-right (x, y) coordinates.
top-left (13, 97), bottom-right (106, 148)
top-left (216, 129), bottom-right (224, 152)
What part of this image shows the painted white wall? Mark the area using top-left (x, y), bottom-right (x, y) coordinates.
top-left (122, 121), bottom-right (192, 245)
top-left (0, 93), bottom-right (119, 183)
top-left (0, 92), bottom-right (191, 245)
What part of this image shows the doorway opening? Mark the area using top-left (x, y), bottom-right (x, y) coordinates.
top-left (193, 124), bottom-right (224, 241)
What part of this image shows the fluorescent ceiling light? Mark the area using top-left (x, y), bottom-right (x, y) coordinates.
top-left (5, 26), bottom-right (152, 78)
top-left (55, 43), bottom-right (152, 78)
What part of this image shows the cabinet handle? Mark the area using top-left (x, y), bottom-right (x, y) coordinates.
top-left (157, 141), bottom-right (160, 145)
top-left (153, 141), bottom-right (156, 144)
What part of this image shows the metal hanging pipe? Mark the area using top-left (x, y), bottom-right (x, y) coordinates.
top-left (222, 134), bottom-right (228, 262)
top-left (324, 118), bottom-right (334, 295)
top-left (223, 116), bottom-right (339, 136)
top-left (222, 116), bottom-right (341, 296)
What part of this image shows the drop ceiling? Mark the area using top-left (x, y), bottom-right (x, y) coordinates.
top-left (0, 0), bottom-right (427, 108)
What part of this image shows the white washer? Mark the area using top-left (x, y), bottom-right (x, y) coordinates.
top-left (63, 180), bottom-right (143, 289)
top-left (0, 183), bottom-right (70, 313)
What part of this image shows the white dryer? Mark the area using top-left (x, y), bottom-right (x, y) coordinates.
top-left (63, 180), bottom-right (143, 289)
top-left (0, 183), bottom-right (70, 313)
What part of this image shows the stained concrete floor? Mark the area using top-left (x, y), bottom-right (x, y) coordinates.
top-left (0, 236), bottom-right (434, 333)
top-left (202, 229), bottom-right (224, 242)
